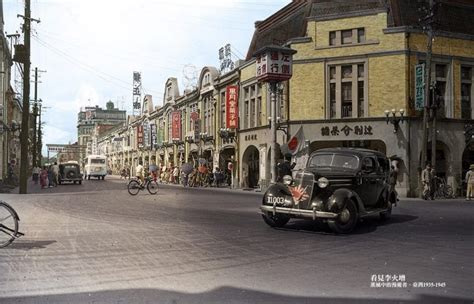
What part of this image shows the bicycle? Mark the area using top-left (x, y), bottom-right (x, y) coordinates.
top-left (433, 177), bottom-right (454, 199)
top-left (0, 200), bottom-right (24, 248)
top-left (127, 176), bottom-right (159, 195)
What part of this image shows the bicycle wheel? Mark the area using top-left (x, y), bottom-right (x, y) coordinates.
top-left (0, 202), bottom-right (18, 248)
top-left (444, 185), bottom-right (454, 198)
top-left (127, 180), bottom-right (141, 196)
top-left (147, 180), bottom-right (159, 195)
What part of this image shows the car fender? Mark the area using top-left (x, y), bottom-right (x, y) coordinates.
top-left (326, 188), bottom-right (364, 213)
top-left (262, 183), bottom-right (291, 206)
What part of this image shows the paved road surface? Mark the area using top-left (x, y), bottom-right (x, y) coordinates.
top-left (0, 177), bottom-right (472, 303)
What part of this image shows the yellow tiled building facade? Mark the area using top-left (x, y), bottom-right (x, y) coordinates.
top-left (97, 0), bottom-right (474, 197)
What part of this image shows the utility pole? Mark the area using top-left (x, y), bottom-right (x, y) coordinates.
top-left (17, 0), bottom-right (39, 194)
top-left (18, 0), bottom-right (32, 194)
top-left (37, 102), bottom-right (42, 166)
top-left (32, 67), bottom-right (38, 168)
top-left (419, 0), bottom-right (436, 197)
top-left (31, 68), bottom-right (46, 168)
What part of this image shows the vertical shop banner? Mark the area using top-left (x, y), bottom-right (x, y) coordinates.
top-left (150, 123), bottom-right (157, 149)
top-left (191, 111), bottom-right (200, 142)
top-left (143, 121), bottom-right (150, 148)
top-left (415, 64), bottom-right (425, 111)
top-left (137, 125), bottom-right (144, 148)
top-left (226, 85), bottom-right (239, 129)
top-left (157, 129), bottom-right (164, 146)
top-left (171, 111), bottom-right (181, 141)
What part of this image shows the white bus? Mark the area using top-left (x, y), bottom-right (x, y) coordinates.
top-left (84, 155), bottom-right (107, 180)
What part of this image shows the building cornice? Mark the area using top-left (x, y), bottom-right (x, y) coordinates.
top-left (383, 26), bottom-right (474, 41)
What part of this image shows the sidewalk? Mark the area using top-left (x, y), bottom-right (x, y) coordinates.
top-left (109, 174), bottom-right (263, 195)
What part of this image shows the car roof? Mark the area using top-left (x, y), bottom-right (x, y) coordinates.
top-left (310, 147), bottom-right (387, 158)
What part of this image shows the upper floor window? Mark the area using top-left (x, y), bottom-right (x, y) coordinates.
top-left (188, 103), bottom-right (198, 132)
top-left (242, 83), bottom-right (262, 129)
top-left (342, 30), bottom-right (352, 45)
top-left (328, 63), bottom-right (367, 119)
top-left (461, 66), bottom-right (473, 119)
top-left (329, 28), bottom-right (365, 46)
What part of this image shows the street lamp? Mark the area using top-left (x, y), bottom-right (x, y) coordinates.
top-left (218, 128), bottom-right (236, 143)
top-left (253, 45), bottom-right (296, 184)
top-left (384, 108), bottom-right (405, 133)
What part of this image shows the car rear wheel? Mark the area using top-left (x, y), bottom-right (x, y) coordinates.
top-left (328, 199), bottom-right (358, 234)
top-left (262, 213), bottom-right (290, 228)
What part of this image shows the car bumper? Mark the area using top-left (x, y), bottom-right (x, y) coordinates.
top-left (260, 205), bottom-right (338, 220)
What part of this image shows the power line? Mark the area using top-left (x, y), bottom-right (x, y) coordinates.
top-left (33, 36), bottom-right (132, 92)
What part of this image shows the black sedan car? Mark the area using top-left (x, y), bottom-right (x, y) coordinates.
top-left (261, 148), bottom-right (397, 233)
top-left (58, 163), bottom-right (83, 185)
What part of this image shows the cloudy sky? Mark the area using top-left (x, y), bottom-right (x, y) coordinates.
top-left (3, 0), bottom-right (290, 153)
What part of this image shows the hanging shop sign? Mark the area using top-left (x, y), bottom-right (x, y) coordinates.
top-left (150, 123), bottom-right (157, 149)
top-left (143, 120), bottom-right (150, 148)
top-left (226, 85), bottom-right (239, 129)
top-left (254, 45), bottom-right (296, 82)
top-left (137, 125), bottom-right (144, 148)
top-left (157, 129), bottom-right (164, 147)
top-left (171, 111), bottom-right (181, 141)
top-left (415, 64), bottom-right (425, 111)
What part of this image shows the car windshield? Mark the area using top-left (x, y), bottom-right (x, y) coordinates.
top-left (90, 159), bottom-right (105, 164)
top-left (63, 165), bottom-right (77, 170)
top-left (308, 153), bottom-right (359, 170)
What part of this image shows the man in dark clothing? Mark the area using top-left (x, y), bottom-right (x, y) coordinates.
top-left (277, 153), bottom-right (296, 182)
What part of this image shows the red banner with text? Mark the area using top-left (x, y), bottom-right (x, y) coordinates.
top-left (226, 85), bottom-right (239, 129)
top-left (171, 111), bottom-right (181, 140)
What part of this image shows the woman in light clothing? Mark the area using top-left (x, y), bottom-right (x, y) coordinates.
top-left (466, 164), bottom-right (474, 200)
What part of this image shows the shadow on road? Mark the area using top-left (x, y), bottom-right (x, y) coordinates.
top-left (0, 287), bottom-right (469, 304)
top-left (4, 240), bottom-right (56, 250)
top-left (274, 214), bottom-right (418, 235)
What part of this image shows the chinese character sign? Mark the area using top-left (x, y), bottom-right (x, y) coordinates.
top-left (415, 64), bottom-right (425, 111)
top-left (133, 71), bottom-right (142, 111)
top-left (137, 125), bottom-right (144, 148)
top-left (171, 111), bottom-right (181, 141)
top-left (226, 85), bottom-right (239, 129)
top-left (255, 49), bottom-right (294, 82)
top-left (143, 121), bottom-right (150, 148)
top-left (150, 123), bottom-right (157, 149)
top-left (157, 129), bottom-right (164, 146)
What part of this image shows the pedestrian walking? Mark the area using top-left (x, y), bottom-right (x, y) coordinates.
top-left (213, 167), bottom-right (223, 187)
top-left (47, 165), bottom-right (54, 188)
top-left (32, 166), bottom-right (40, 184)
top-left (52, 162), bottom-right (60, 186)
top-left (173, 166), bottom-right (179, 184)
top-left (40, 166), bottom-right (49, 189)
top-left (277, 153), bottom-right (296, 182)
top-left (421, 163), bottom-right (433, 200)
top-left (466, 164), bottom-right (474, 200)
top-left (389, 165), bottom-right (398, 190)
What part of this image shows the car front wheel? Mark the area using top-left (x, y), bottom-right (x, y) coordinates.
top-left (262, 213), bottom-right (290, 228)
top-left (328, 199), bottom-right (358, 234)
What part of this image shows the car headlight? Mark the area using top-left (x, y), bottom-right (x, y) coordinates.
top-left (282, 175), bottom-right (293, 185)
top-left (317, 177), bottom-right (329, 188)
